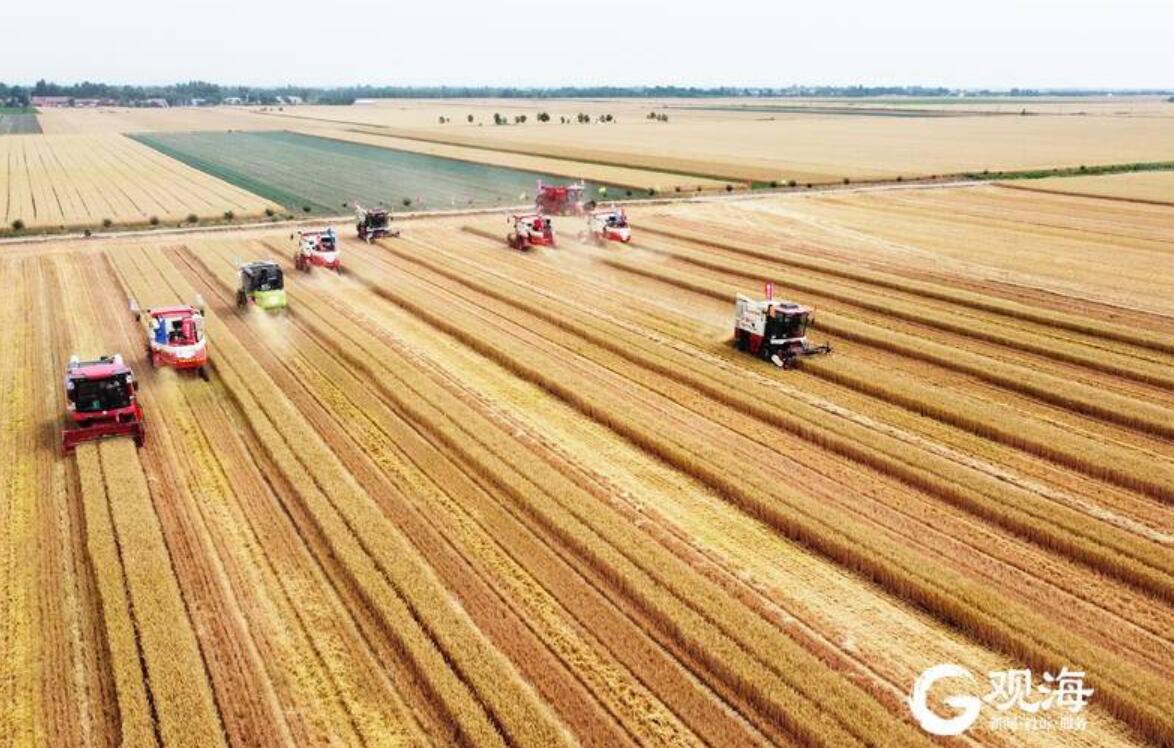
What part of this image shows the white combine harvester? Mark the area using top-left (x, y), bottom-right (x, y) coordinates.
top-left (581, 205), bottom-right (631, 245)
top-left (734, 283), bottom-right (832, 368)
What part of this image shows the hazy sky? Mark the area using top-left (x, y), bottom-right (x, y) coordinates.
top-left (2, 0), bottom-right (1169, 89)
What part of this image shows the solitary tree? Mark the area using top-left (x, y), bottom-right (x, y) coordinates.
top-left (537, 112), bottom-right (550, 122)
top-left (467, 114), bottom-right (474, 123)
top-left (493, 113), bottom-right (506, 125)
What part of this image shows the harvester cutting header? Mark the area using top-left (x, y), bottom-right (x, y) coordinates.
top-left (734, 283), bottom-right (832, 369)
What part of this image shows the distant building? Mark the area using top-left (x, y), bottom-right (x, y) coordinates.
top-left (222, 97), bottom-right (243, 105)
top-left (72, 98), bottom-right (105, 107)
top-left (189, 98), bottom-right (207, 106)
top-left (141, 98), bottom-right (170, 108)
top-left (275, 95), bottom-right (303, 105)
top-left (32, 96), bottom-right (72, 107)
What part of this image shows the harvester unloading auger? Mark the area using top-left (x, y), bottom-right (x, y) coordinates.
top-left (733, 283), bottom-right (832, 369)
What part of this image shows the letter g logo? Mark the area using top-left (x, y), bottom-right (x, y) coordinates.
top-left (909, 664), bottom-right (983, 736)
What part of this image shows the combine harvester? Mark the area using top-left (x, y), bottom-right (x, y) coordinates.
top-left (62, 354), bottom-right (146, 452)
top-left (129, 297), bottom-right (210, 380)
top-left (581, 205), bottom-right (631, 245)
top-left (354, 204), bottom-right (400, 243)
top-left (507, 213), bottom-right (557, 251)
top-left (734, 283), bottom-right (832, 369)
top-left (293, 228), bottom-right (342, 272)
top-left (535, 180), bottom-right (587, 216)
top-left (236, 260), bottom-right (288, 310)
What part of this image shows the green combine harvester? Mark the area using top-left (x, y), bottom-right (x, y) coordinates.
top-left (236, 260), bottom-right (288, 310)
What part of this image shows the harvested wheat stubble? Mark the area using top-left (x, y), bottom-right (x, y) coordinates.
top-left (111, 244), bottom-right (432, 744)
top-left (361, 229), bottom-right (1173, 742)
top-left (589, 246), bottom-right (1174, 502)
top-left (400, 232), bottom-right (1174, 596)
top-left (180, 240), bottom-right (873, 746)
top-left (4, 182), bottom-right (1172, 747)
top-left (53, 255), bottom-right (228, 748)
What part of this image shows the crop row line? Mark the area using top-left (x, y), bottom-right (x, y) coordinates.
top-left (595, 252), bottom-right (1174, 502)
top-left (357, 235), bottom-right (1174, 743)
top-left (638, 220), bottom-right (1174, 356)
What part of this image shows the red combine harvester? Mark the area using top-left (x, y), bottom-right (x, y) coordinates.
top-left (582, 205), bottom-right (631, 245)
top-left (62, 354), bottom-right (146, 452)
top-left (507, 213), bottom-right (556, 250)
top-left (733, 284), bottom-right (832, 369)
top-left (535, 180), bottom-right (587, 216)
top-left (355, 203), bottom-right (399, 243)
top-left (293, 227), bottom-right (341, 271)
top-left (130, 297), bottom-right (209, 380)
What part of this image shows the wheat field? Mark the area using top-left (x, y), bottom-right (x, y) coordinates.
top-left (0, 134), bottom-right (278, 229)
top-left (1, 182), bottom-right (1170, 746)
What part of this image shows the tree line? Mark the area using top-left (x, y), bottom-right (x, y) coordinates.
top-left (3, 81), bottom-right (1171, 108)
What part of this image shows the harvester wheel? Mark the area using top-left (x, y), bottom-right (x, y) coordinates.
top-left (236, 290), bottom-right (248, 309)
top-left (735, 332), bottom-right (748, 352)
top-left (198, 366), bottom-right (210, 382)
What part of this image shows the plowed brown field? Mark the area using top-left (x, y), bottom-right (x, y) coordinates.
top-left (2, 184), bottom-right (1170, 746)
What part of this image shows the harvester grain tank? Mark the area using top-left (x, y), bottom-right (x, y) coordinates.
top-left (734, 285), bottom-right (832, 368)
top-left (62, 354), bottom-right (146, 452)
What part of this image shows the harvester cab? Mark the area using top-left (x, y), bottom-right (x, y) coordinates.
top-left (62, 354), bottom-right (146, 452)
top-left (293, 227), bottom-right (341, 272)
top-left (535, 180), bottom-right (587, 216)
top-left (507, 213), bottom-right (556, 251)
top-left (355, 203), bottom-right (399, 243)
top-left (236, 260), bottom-right (288, 310)
top-left (734, 290), bottom-right (832, 369)
top-left (130, 297), bottom-right (209, 380)
top-left (584, 205), bottom-right (631, 245)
